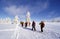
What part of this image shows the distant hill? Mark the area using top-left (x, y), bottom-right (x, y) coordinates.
top-left (44, 17), bottom-right (60, 22)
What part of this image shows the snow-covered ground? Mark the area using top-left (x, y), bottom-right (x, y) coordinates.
top-left (0, 22), bottom-right (60, 39)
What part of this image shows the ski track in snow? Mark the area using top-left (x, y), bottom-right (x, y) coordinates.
top-left (17, 26), bottom-right (60, 39)
top-left (0, 22), bottom-right (60, 39)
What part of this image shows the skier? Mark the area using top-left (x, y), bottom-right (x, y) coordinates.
top-left (32, 21), bottom-right (36, 31)
top-left (20, 21), bottom-right (24, 27)
top-left (39, 21), bottom-right (45, 32)
top-left (25, 22), bottom-right (28, 28)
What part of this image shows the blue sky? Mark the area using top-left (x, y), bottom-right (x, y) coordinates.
top-left (0, 0), bottom-right (60, 21)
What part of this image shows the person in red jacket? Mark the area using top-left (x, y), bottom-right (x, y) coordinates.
top-left (39, 21), bottom-right (45, 32)
top-left (32, 21), bottom-right (36, 31)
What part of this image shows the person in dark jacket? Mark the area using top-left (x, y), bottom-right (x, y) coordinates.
top-left (32, 21), bottom-right (36, 31)
top-left (20, 21), bottom-right (24, 27)
top-left (25, 22), bottom-right (28, 28)
top-left (39, 21), bottom-right (45, 32)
